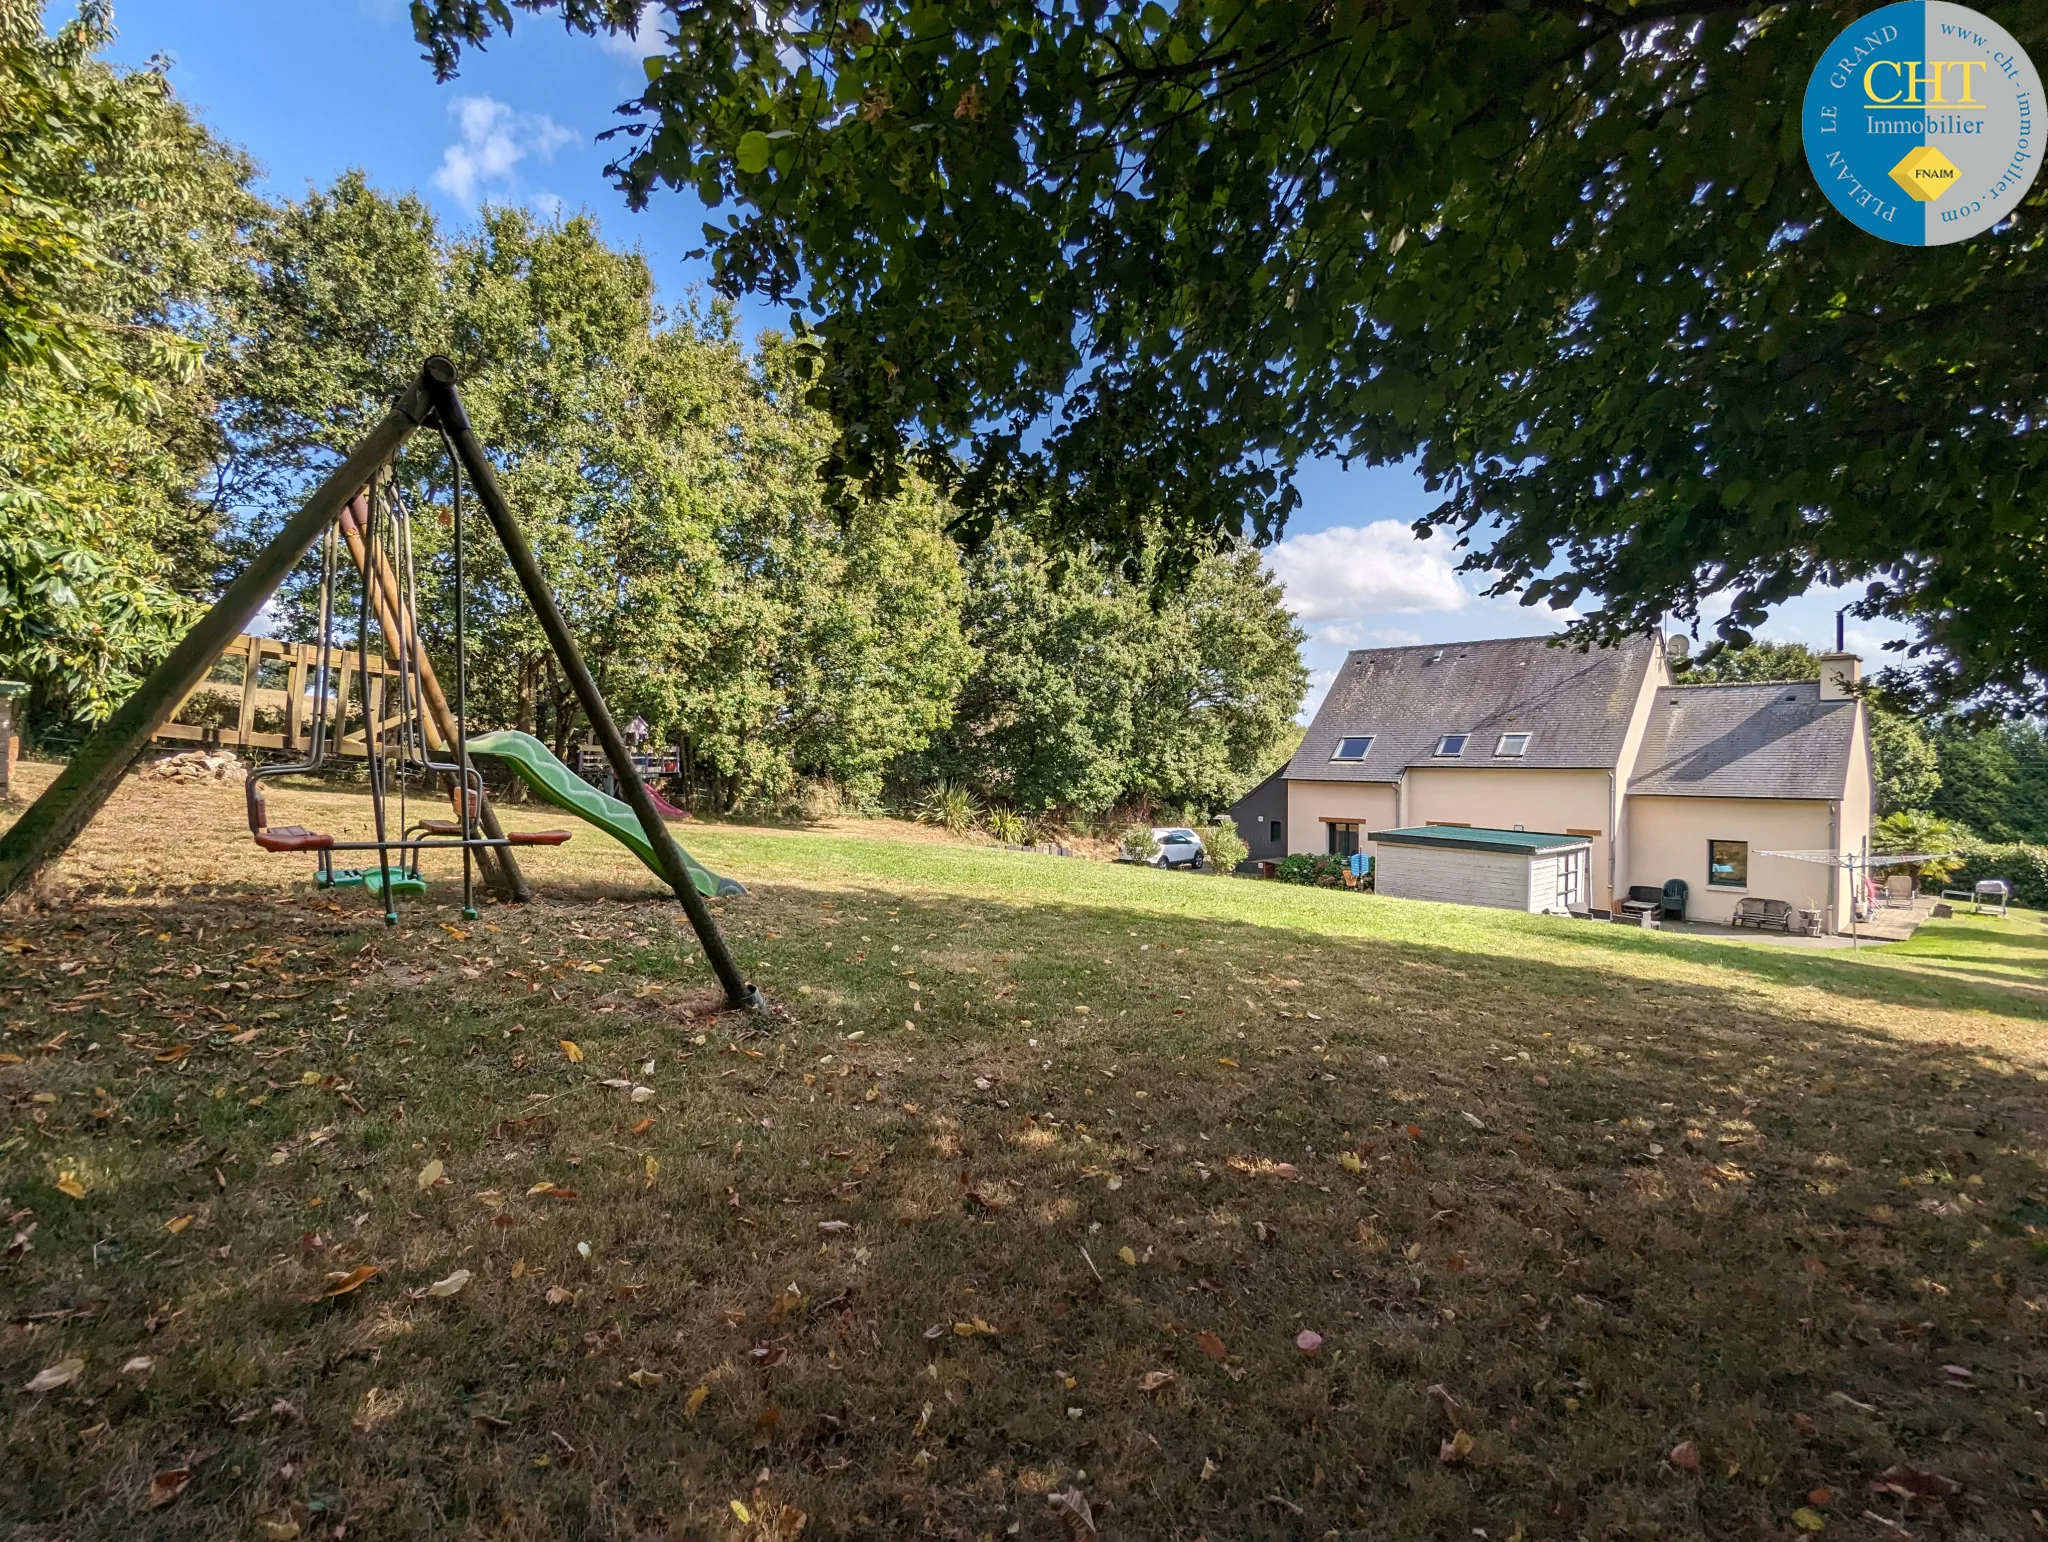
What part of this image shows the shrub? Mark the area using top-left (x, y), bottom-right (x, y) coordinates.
top-left (1273, 852), bottom-right (1349, 887)
top-left (1936, 836), bottom-right (2048, 909)
top-left (1872, 810), bottom-right (1963, 885)
top-left (796, 779), bottom-right (844, 822)
top-left (987, 806), bottom-right (1027, 844)
top-left (916, 781), bottom-right (980, 834)
top-left (1199, 818), bottom-right (1249, 873)
top-left (1120, 824), bottom-right (1160, 863)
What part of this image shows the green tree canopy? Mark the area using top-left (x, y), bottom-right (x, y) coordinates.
top-left (414, 0), bottom-right (2048, 712)
top-left (920, 529), bottom-right (1304, 815)
top-left (0, 1), bottom-right (259, 728)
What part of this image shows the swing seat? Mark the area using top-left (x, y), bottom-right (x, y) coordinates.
top-left (362, 867), bottom-right (429, 900)
top-left (409, 817), bottom-right (573, 846)
top-left (320, 866), bottom-right (428, 898)
top-left (253, 825), bottom-right (334, 852)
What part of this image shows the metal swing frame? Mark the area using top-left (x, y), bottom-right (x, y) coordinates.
top-left (0, 357), bottom-right (760, 1011)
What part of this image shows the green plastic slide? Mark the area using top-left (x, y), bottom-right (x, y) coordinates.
top-left (465, 730), bottom-right (744, 898)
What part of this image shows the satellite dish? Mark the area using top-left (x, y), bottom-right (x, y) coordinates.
top-left (1666, 635), bottom-right (1692, 662)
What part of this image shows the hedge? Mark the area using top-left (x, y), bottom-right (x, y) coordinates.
top-left (1927, 838), bottom-right (2048, 909)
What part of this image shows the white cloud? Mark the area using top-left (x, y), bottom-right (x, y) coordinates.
top-left (1369, 626), bottom-right (1424, 646)
top-left (1264, 520), bottom-right (1469, 622)
top-left (597, 3), bottom-right (665, 57)
top-left (433, 97), bottom-right (576, 208)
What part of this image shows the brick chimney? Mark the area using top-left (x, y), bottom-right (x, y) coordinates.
top-left (1818, 652), bottom-right (1861, 701)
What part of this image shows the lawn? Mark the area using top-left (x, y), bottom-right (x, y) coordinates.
top-left (4, 764), bottom-right (2046, 1541)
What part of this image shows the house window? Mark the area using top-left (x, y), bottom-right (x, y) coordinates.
top-left (1269, 820), bottom-right (1283, 846)
top-left (1331, 735), bottom-right (1374, 762)
top-left (1434, 734), bottom-right (1469, 756)
top-left (1327, 822), bottom-right (1360, 857)
top-left (1708, 839), bottom-right (1748, 889)
top-left (1494, 732), bottom-right (1531, 757)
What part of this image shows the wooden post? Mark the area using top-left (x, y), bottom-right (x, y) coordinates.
top-left (284, 646), bottom-right (305, 750)
top-left (236, 637), bottom-right (259, 748)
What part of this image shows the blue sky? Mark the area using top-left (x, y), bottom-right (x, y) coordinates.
top-left (85, 0), bottom-right (1906, 712)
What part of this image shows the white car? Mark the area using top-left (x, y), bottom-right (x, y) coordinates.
top-left (1148, 827), bottom-right (1205, 870)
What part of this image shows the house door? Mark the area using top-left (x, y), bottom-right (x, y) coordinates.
top-left (1559, 850), bottom-right (1587, 911)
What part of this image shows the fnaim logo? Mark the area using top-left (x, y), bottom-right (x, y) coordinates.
top-left (1803, 2), bottom-right (2041, 244)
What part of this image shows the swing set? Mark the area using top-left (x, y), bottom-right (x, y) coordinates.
top-left (0, 358), bottom-right (761, 1012)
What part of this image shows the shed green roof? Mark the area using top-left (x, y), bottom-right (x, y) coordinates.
top-left (1370, 826), bottom-right (1591, 856)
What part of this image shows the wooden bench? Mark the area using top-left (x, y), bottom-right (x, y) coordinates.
top-left (1731, 897), bottom-right (1793, 932)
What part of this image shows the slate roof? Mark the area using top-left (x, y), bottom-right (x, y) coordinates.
top-left (1285, 634), bottom-right (1659, 783)
top-left (1628, 681), bottom-right (1861, 800)
top-left (1371, 826), bottom-right (1593, 855)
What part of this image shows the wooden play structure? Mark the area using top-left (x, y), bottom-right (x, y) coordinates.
top-left (0, 357), bottom-right (759, 1010)
top-left (159, 633), bottom-right (409, 758)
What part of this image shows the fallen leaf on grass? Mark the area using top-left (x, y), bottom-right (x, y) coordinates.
top-left (560, 1040), bottom-right (583, 1063)
top-left (1138, 1370), bottom-right (1175, 1392)
top-left (527, 1182), bottom-right (578, 1199)
top-left (730, 1500), bottom-right (754, 1524)
top-left (1670, 1441), bottom-right (1701, 1473)
top-left (630, 1085), bottom-right (655, 1102)
top-left (965, 1176), bottom-right (1019, 1210)
top-left (154, 1045), bottom-right (191, 1063)
top-left (629, 1117), bottom-right (656, 1135)
top-left (685, 1384), bottom-right (708, 1419)
top-left (1047, 1486), bottom-right (1098, 1539)
top-left (228, 1027), bottom-right (262, 1045)
top-left (417, 1159), bottom-right (445, 1190)
top-left (164, 1214), bottom-right (194, 1234)
top-left (1197, 1330), bottom-right (1227, 1361)
top-left (120, 1356), bottom-right (154, 1376)
top-left (545, 1285), bottom-right (576, 1306)
top-left (1295, 1329), bottom-right (1323, 1356)
top-left (254, 1509), bottom-right (300, 1538)
top-left (1791, 1507), bottom-right (1826, 1532)
top-left (24, 1357), bottom-right (84, 1392)
top-left (55, 1172), bottom-right (87, 1200)
top-left (953, 1317), bottom-right (997, 1337)
top-left (627, 1368), bottom-right (663, 1388)
top-left (818, 1219), bottom-right (853, 1235)
top-left (307, 1265), bottom-right (380, 1301)
top-left (1808, 1487), bottom-right (1834, 1507)
top-left (147, 1468), bottom-right (191, 1508)
top-left (424, 1269), bottom-right (472, 1299)
top-left (1869, 1464), bottom-right (1962, 1502)
top-left (1118, 1246), bottom-right (1137, 1267)
top-left (752, 1404), bottom-right (782, 1447)
top-left (1439, 1430), bottom-right (1473, 1464)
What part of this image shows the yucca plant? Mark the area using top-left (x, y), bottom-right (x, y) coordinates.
top-left (987, 807), bottom-right (1027, 844)
top-left (916, 781), bottom-right (980, 834)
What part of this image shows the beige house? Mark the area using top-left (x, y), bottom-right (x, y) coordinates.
top-left (1272, 635), bottom-right (1872, 931)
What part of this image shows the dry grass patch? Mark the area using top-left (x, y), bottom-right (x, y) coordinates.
top-left (2, 766), bottom-right (2045, 1540)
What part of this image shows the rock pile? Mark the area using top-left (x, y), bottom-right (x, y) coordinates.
top-left (140, 750), bottom-right (248, 784)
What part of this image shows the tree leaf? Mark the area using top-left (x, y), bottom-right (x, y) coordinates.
top-left (24, 1356), bottom-right (84, 1392)
top-left (736, 131), bottom-right (771, 175)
